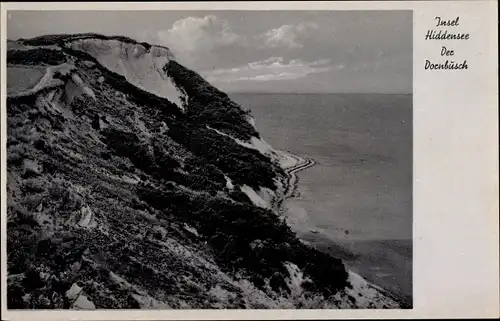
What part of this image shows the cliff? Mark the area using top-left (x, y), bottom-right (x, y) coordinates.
top-left (5, 33), bottom-right (400, 309)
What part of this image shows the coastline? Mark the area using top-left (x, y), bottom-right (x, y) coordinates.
top-left (274, 149), bottom-right (409, 308)
top-left (276, 150), bottom-right (316, 200)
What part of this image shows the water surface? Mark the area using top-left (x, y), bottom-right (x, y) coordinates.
top-left (230, 93), bottom-right (413, 305)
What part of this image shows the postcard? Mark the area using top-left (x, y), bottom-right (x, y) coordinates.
top-left (1, 1), bottom-right (498, 320)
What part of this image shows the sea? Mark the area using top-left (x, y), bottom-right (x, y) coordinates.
top-left (230, 92), bottom-right (413, 306)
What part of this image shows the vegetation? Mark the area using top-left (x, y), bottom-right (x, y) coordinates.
top-left (136, 182), bottom-right (348, 296)
top-left (167, 119), bottom-right (282, 190)
top-left (7, 67), bottom-right (46, 95)
top-left (5, 34), bottom-right (354, 309)
top-left (165, 61), bottom-right (258, 141)
top-left (19, 33), bottom-right (156, 50)
top-left (7, 48), bottom-right (67, 66)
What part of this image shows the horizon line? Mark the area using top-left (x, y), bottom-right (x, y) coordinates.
top-left (225, 91), bottom-right (413, 95)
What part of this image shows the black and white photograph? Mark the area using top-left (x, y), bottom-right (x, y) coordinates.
top-left (2, 7), bottom-right (431, 311)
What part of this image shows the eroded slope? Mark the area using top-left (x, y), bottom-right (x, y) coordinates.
top-left (6, 34), bottom-right (400, 309)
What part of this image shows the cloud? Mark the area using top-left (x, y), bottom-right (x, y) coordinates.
top-left (203, 57), bottom-right (333, 83)
top-left (159, 17), bottom-right (319, 53)
top-left (157, 15), bottom-right (244, 54)
top-left (259, 21), bottom-right (319, 49)
top-left (154, 17), bottom-right (321, 68)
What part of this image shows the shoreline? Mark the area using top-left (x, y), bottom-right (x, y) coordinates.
top-left (275, 149), bottom-right (316, 200)
top-left (274, 149), bottom-right (410, 308)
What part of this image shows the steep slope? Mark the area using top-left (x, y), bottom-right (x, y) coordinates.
top-left (69, 38), bottom-right (185, 110)
top-left (5, 34), bottom-right (401, 309)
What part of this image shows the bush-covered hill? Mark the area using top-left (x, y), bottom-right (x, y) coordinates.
top-left (5, 34), bottom-right (400, 309)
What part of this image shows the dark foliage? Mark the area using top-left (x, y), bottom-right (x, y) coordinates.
top-left (7, 49), bottom-right (67, 66)
top-left (20, 33), bottom-right (149, 49)
top-left (167, 119), bottom-right (282, 191)
top-left (136, 182), bottom-right (349, 296)
top-left (101, 127), bottom-right (226, 193)
top-left (165, 61), bottom-right (258, 141)
top-left (101, 128), bottom-right (155, 171)
top-left (6, 34), bottom-right (352, 308)
top-left (18, 33), bottom-right (173, 55)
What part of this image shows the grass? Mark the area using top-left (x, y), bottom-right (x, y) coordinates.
top-left (7, 66), bottom-right (46, 95)
top-left (6, 34), bottom-right (351, 309)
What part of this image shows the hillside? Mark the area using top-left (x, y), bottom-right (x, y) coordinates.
top-left (5, 33), bottom-right (401, 309)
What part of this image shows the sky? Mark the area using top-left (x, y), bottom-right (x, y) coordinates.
top-left (7, 10), bottom-right (412, 93)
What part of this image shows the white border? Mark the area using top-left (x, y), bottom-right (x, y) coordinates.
top-left (1, 1), bottom-right (499, 320)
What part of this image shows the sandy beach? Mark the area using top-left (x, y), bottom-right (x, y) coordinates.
top-left (275, 150), bottom-right (316, 199)
top-left (275, 148), bottom-right (409, 307)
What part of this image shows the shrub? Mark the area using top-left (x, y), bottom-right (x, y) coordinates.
top-left (164, 61), bottom-right (258, 141)
top-left (7, 223), bottom-right (39, 274)
top-left (135, 181), bottom-right (348, 296)
top-left (101, 127), bottom-right (156, 172)
top-left (167, 120), bottom-right (279, 190)
top-left (7, 34), bottom-right (350, 305)
top-left (47, 179), bottom-right (83, 212)
top-left (20, 33), bottom-right (151, 49)
top-left (7, 48), bottom-right (67, 66)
